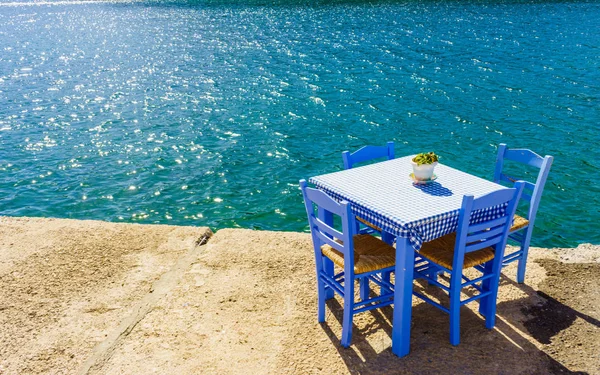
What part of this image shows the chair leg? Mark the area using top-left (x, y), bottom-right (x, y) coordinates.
top-left (480, 258), bottom-right (502, 329)
top-left (317, 275), bottom-right (326, 323)
top-left (323, 257), bottom-right (335, 300)
top-left (380, 271), bottom-right (391, 295)
top-left (516, 227), bottom-right (533, 284)
top-left (359, 277), bottom-right (369, 302)
top-left (478, 260), bottom-right (494, 318)
top-left (449, 274), bottom-right (461, 346)
top-left (380, 233), bottom-right (394, 297)
top-left (341, 275), bottom-right (355, 347)
top-left (484, 293), bottom-right (498, 330)
top-left (427, 266), bottom-right (441, 286)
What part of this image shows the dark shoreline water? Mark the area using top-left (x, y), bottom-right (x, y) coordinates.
top-left (1, 0), bottom-right (599, 248)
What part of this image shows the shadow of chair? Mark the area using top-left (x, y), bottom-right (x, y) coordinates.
top-left (496, 266), bottom-right (600, 342)
top-left (315, 274), bottom-right (593, 374)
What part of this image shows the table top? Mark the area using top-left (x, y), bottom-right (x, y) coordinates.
top-left (309, 155), bottom-right (507, 249)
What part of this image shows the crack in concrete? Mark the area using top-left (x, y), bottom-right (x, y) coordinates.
top-left (77, 230), bottom-right (212, 375)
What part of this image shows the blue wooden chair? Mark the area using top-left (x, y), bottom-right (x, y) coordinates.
top-left (342, 141), bottom-right (395, 170)
top-left (342, 141), bottom-right (395, 243)
top-left (299, 179), bottom-right (396, 347)
top-left (413, 182), bottom-right (524, 346)
top-left (494, 144), bottom-right (553, 283)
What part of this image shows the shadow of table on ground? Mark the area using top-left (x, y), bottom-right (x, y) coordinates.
top-left (318, 276), bottom-right (593, 375)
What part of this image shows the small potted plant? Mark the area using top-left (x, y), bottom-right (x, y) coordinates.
top-left (411, 152), bottom-right (439, 181)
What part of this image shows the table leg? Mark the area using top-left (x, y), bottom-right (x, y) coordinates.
top-left (392, 236), bottom-right (414, 357)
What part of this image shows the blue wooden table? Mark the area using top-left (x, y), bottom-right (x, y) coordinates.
top-left (309, 155), bottom-right (507, 357)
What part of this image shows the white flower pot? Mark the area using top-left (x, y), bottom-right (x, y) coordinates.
top-left (411, 161), bottom-right (437, 181)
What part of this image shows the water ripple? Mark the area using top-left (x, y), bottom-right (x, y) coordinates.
top-left (0, 0), bottom-right (599, 247)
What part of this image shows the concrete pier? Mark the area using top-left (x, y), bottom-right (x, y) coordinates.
top-left (0, 217), bottom-right (598, 374)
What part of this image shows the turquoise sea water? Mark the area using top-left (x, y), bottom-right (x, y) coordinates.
top-left (0, 0), bottom-right (598, 248)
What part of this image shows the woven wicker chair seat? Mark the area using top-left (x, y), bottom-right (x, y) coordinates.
top-left (321, 234), bottom-right (395, 274)
top-left (356, 216), bottom-right (382, 232)
top-left (418, 233), bottom-right (495, 270)
top-left (510, 214), bottom-right (529, 232)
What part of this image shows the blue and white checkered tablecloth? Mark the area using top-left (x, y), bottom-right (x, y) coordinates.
top-left (309, 156), bottom-right (508, 250)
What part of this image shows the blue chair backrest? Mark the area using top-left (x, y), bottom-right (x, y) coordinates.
top-left (493, 144), bottom-right (553, 225)
top-left (300, 180), bottom-right (355, 271)
top-left (342, 141), bottom-right (395, 169)
top-left (452, 182), bottom-right (524, 270)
